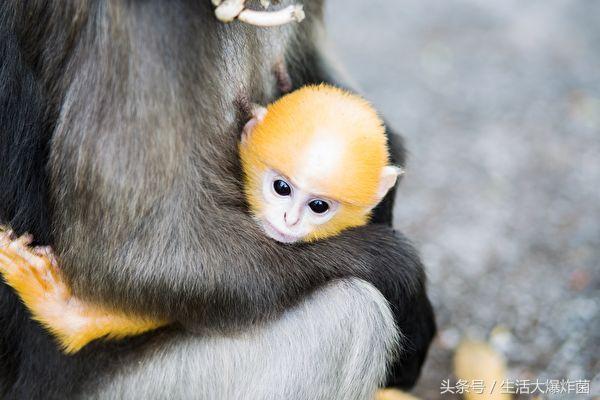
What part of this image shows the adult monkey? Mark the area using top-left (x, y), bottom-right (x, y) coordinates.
top-left (0, 1), bottom-right (435, 399)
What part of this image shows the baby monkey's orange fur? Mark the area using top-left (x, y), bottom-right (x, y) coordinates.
top-left (0, 85), bottom-right (399, 353)
top-left (0, 228), bottom-right (167, 353)
top-left (241, 84), bottom-right (400, 242)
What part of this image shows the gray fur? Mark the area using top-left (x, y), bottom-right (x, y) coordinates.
top-left (87, 279), bottom-right (398, 400)
top-left (46, 0), bottom-right (421, 336)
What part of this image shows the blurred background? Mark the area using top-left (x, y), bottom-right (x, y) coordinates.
top-left (325, 0), bottom-right (599, 398)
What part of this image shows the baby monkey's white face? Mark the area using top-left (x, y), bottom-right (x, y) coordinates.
top-left (258, 169), bottom-right (340, 243)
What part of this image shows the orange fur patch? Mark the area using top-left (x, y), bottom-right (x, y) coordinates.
top-left (0, 228), bottom-right (166, 353)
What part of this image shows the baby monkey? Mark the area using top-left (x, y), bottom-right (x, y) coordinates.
top-left (0, 84), bottom-right (402, 352)
top-left (241, 84), bottom-right (402, 243)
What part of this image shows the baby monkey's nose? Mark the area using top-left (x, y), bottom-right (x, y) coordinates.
top-left (284, 212), bottom-right (300, 227)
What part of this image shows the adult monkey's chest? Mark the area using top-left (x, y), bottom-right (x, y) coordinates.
top-left (49, 0), bottom-right (303, 194)
top-left (47, 0), bottom-right (316, 272)
top-left (53, 1), bottom-right (299, 157)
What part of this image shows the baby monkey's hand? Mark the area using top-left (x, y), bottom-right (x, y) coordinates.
top-left (0, 230), bottom-right (73, 320)
top-left (0, 228), bottom-right (166, 353)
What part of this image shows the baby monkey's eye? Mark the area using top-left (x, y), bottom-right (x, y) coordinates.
top-left (273, 179), bottom-right (291, 196)
top-left (308, 200), bottom-right (329, 214)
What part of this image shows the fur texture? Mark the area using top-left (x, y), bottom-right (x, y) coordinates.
top-left (0, 229), bottom-right (166, 353)
top-left (0, 0), bottom-right (435, 397)
top-left (86, 278), bottom-right (399, 400)
top-left (240, 84), bottom-right (394, 241)
top-left (243, 84), bottom-right (389, 206)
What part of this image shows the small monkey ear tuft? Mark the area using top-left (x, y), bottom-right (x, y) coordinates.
top-left (241, 105), bottom-right (268, 144)
top-left (375, 166), bottom-right (404, 201)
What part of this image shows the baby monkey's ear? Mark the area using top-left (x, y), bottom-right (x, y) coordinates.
top-left (375, 166), bottom-right (404, 201)
top-left (241, 105), bottom-right (268, 144)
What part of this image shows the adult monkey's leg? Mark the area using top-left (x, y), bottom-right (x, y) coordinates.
top-left (88, 278), bottom-right (398, 400)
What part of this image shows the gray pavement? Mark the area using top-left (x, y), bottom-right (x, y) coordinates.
top-left (325, 1), bottom-right (600, 398)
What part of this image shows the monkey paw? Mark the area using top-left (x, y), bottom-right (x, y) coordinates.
top-left (0, 228), bottom-right (70, 304)
top-left (0, 228), bottom-right (166, 353)
top-left (0, 228), bottom-right (89, 351)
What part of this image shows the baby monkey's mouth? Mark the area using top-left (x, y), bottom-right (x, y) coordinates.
top-left (261, 220), bottom-right (301, 244)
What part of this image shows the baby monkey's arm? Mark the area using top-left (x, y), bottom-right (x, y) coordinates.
top-left (0, 229), bottom-right (167, 353)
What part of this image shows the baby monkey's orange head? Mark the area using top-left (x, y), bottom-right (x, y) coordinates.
top-left (240, 84), bottom-right (402, 243)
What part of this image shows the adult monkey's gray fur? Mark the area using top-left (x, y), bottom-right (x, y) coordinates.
top-left (0, 1), bottom-right (436, 399)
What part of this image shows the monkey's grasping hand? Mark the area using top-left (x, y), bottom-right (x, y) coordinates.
top-left (0, 229), bottom-right (71, 312)
top-left (0, 228), bottom-right (167, 354)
